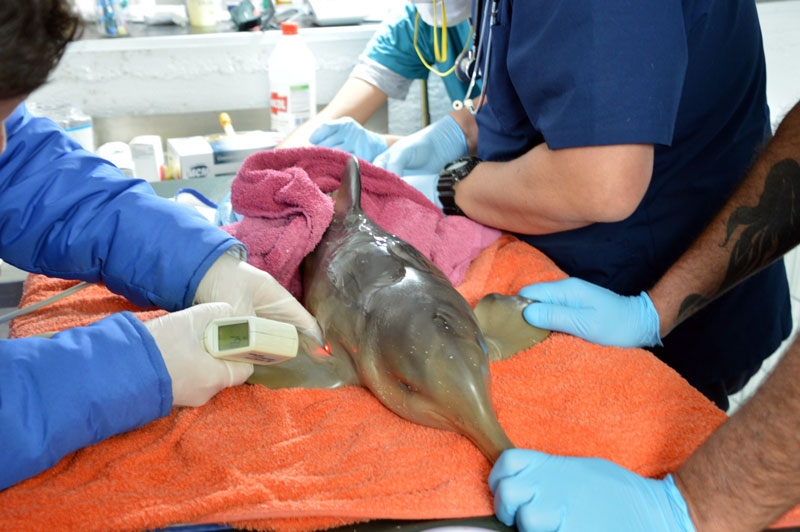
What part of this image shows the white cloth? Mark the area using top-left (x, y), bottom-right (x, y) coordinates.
top-left (411, 0), bottom-right (471, 27)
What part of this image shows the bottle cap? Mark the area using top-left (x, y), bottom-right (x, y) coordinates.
top-left (281, 21), bottom-right (299, 35)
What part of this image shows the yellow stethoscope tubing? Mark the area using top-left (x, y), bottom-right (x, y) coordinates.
top-left (413, 10), bottom-right (473, 78)
top-left (433, 0), bottom-right (447, 62)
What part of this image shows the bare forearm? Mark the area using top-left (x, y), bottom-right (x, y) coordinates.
top-left (383, 134), bottom-right (403, 147)
top-left (649, 102), bottom-right (800, 336)
top-left (674, 337), bottom-right (800, 532)
top-left (278, 77), bottom-right (388, 148)
top-left (277, 106), bottom-right (335, 149)
top-left (455, 155), bottom-right (595, 234)
top-left (454, 142), bottom-right (653, 234)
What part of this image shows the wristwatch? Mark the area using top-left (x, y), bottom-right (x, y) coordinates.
top-left (438, 156), bottom-right (482, 216)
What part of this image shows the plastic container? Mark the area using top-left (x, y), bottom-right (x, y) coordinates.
top-left (96, 0), bottom-right (129, 37)
top-left (96, 141), bottom-right (135, 177)
top-left (28, 102), bottom-right (96, 153)
top-left (268, 21), bottom-right (317, 135)
top-left (129, 135), bottom-right (165, 182)
top-left (186, 0), bottom-right (219, 27)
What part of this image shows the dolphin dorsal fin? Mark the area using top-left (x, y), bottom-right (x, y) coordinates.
top-left (335, 156), bottom-right (363, 216)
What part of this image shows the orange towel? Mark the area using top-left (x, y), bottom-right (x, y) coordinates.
top-left (2, 235), bottom-right (798, 531)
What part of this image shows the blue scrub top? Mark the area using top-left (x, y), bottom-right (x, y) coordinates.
top-left (364, 3), bottom-right (480, 103)
top-left (474, 0), bottom-right (791, 398)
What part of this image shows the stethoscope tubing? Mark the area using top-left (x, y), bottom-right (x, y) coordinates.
top-left (458, 0), bottom-right (495, 113)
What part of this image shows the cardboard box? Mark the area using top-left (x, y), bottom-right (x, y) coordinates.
top-left (165, 131), bottom-right (282, 180)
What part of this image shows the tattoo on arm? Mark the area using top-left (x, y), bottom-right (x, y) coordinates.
top-left (677, 293), bottom-right (708, 325)
top-left (677, 159), bottom-right (800, 323)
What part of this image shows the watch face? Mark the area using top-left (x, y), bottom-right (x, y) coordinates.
top-left (447, 158), bottom-right (472, 172)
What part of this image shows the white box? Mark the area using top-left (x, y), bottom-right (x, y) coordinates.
top-left (165, 131), bottom-right (281, 180)
top-left (129, 135), bottom-right (164, 182)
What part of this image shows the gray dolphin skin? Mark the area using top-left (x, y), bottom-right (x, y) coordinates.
top-left (249, 156), bottom-right (549, 462)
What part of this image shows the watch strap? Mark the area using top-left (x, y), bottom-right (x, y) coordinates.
top-left (438, 156), bottom-right (481, 216)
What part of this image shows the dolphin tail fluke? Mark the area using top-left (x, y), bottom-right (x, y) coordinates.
top-left (335, 156), bottom-right (362, 216)
top-left (479, 430), bottom-right (515, 464)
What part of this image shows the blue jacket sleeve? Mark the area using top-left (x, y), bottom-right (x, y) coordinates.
top-left (0, 103), bottom-right (242, 311)
top-left (0, 312), bottom-right (171, 491)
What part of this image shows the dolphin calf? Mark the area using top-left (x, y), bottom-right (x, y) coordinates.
top-left (249, 156), bottom-right (548, 462)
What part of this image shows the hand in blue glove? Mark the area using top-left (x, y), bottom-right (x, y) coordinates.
top-left (401, 174), bottom-right (442, 209)
top-left (373, 115), bottom-right (468, 177)
top-left (309, 117), bottom-right (387, 162)
top-left (518, 277), bottom-right (662, 348)
top-left (214, 190), bottom-right (243, 227)
top-left (489, 449), bottom-right (696, 532)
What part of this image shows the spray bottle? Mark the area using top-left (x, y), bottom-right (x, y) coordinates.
top-left (268, 21), bottom-right (317, 135)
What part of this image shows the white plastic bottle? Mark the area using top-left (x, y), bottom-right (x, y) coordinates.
top-left (268, 21), bottom-right (317, 135)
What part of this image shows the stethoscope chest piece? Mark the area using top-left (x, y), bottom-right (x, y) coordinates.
top-left (452, 0), bottom-right (496, 114)
top-left (455, 47), bottom-right (477, 83)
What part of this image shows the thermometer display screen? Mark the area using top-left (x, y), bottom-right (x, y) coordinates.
top-left (217, 322), bottom-right (249, 351)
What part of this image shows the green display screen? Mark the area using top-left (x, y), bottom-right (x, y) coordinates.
top-left (218, 322), bottom-right (250, 350)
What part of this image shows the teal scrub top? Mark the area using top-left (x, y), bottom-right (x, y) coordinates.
top-left (364, 3), bottom-right (480, 103)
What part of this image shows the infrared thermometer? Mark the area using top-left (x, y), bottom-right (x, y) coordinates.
top-left (203, 316), bottom-right (298, 366)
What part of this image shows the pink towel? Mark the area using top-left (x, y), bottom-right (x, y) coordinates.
top-left (225, 147), bottom-right (501, 298)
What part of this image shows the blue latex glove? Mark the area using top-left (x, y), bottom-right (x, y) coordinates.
top-left (214, 190), bottom-right (243, 226)
top-left (309, 117), bottom-right (387, 162)
top-left (489, 449), bottom-right (696, 532)
top-left (402, 174), bottom-right (442, 209)
top-left (518, 277), bottom-right (662, 348)
top-left (373, 115), bottom-right (468, 177)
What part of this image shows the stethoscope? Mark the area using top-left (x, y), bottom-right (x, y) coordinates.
top-left (452, 0), bottom-right (498, 114)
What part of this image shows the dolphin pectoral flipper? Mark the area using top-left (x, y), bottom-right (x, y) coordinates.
top-left (247, 333), bottom-right (359, 389)
top-left (474, 293), bottom-right (550, 362)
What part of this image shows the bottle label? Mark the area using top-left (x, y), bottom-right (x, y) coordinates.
top-left (287, 84), bottom-right (311, 114)
top-left (270, 85), bottom-right (313, 134)
top-left (270, 92), bottom-right (288, 115)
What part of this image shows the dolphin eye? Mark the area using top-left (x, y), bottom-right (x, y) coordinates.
top-left (396, 378), bottom-right (418, 393)
top-left (432, 313), bottom-right (451, 331)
